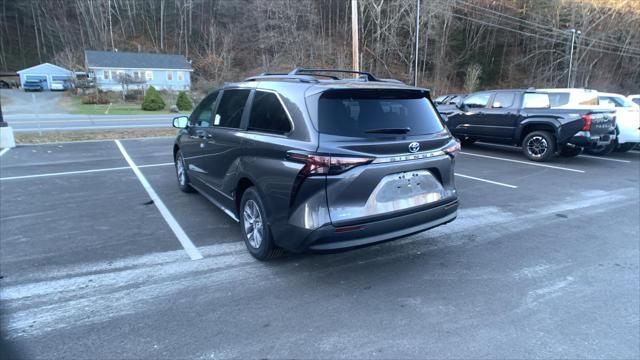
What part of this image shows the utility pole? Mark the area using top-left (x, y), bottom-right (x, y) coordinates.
top-left (414, 0), bottom-right (420, 86)
top-left (567, 29), bottom-right (581, 88)
top-left (351, 0), bottom-right (360, 73)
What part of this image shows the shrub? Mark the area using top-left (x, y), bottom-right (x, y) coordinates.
top-left (81, 94), bottom-right (110, 104)
top-left (141, 86), bottom-right (166, 111)
top-left (176, 91), bottom-right (193, 111)
top-left (124, 90), bottom-right (143, 102)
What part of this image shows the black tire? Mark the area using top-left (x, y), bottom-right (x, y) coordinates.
top-left (585, 140), bottom-right (616, 156)
top-left (459, 137), bottom-right (476, 147)
top-left (174, 150), bottom-right (195, 193)
top-left (239, 187), bottom-right (283, 261)
top-left (559, 144), bottom-right (583, 157)
top-left (522, 131), bottom-right (556, 162)
top-left (615, 142), bottom-right (636, 153)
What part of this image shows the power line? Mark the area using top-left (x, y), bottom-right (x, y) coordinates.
top-left (452, 0), bottom-right (640, 55)
top-left (447, 10), bottom-right (640, 59)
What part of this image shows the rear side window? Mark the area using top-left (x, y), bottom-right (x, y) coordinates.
top-left (547, 92), bottom-right (570, 107)
top-left (492, 92), bottom-right (515, 108)
top-left (318, 90), bottom-right (444, 137)
top-left (248, 91), bottom-right (292, 134)
top-left (463, 93), bottom-right (491, 108)
top-left (214, 89), bottom-right (250, 128)
top-left (523, 93), bottom-right (550, 108)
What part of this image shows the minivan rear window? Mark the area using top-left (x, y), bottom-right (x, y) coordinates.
top-left (318, 90), bottom-right (444, 137)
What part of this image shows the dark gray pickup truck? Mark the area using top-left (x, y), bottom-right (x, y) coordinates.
top-left (438, 89), bottom-right (616, 161)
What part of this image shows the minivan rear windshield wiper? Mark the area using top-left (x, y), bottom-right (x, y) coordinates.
top-left (364, 127), bottom-right (411, 134)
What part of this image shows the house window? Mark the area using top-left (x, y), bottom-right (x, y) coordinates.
top-left (145, 71), bottom-right (153, 81)
top-left (167, 71), bottom-right (173, 81)
top-left (103, 70), bottom-right (110, 80)
top-left (177, 71), bottom-right (184, 81)
top-left (133, 71), bottom-right (141, 80)
top-left (111, 71), bottom-right (117, 80)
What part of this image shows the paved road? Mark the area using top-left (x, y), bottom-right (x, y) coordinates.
top-left (4, 113), bottom-right (174, 132)
top-left (0, 139), bottom-right (638, 359)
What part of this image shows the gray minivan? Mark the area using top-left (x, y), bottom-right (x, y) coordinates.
top-left (172, 68), bottom-right (459, 260)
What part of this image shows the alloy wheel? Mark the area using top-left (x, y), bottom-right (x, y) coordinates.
top-left (527, 136), bottom-right (548, 157)
top-left (176, 154), bottom-right (186, 186)
top-left (243, 200), bottom-right (263, 249)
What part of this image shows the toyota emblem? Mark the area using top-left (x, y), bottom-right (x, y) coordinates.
top-left (408, 142), bottom-right (420, 153)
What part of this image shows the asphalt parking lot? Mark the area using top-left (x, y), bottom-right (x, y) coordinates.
top-left (1, 137), bottom-right (638, 359)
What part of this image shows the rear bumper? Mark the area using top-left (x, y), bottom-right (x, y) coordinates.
top-left (569, 131), bottom-right (615, 148)
top-left (295, 199), bottom-right (458, 252)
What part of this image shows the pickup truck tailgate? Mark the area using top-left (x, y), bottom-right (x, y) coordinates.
top-left (586, 110), bottom-right (616, 136)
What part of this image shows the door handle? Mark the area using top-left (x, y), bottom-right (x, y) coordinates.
top-left (196, 130), bottom-right (207, 139)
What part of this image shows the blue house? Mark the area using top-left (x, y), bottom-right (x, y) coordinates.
top-left (84, 50), bottom-right (192, 91)
top-left (17, 63), bottom-right (74, 90)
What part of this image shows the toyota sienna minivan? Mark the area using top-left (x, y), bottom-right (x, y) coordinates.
top-left (172, 68), bottom-right (459, 260)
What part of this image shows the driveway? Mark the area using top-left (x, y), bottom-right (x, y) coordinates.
top-left (0, 89), bottom-right (67, 115)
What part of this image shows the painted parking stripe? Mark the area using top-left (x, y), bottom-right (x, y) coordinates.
top-left (455, 173), bottom-right (518, 189)
top-left (115, 140), bottom-right (203, 261)
top-left (577, 154), bottom-right (631, 163)
top-left (460, 152), bottom-right (585, 173)
top-left (474, 142), bottom-right (633, 164)
top-left (0, 163), bottom-right (173, 181)
top-left (0, 148), bottom-right (10, 157)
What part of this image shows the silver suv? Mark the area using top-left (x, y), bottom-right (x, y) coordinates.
top-left (172, 68), bottom-right (459, 260)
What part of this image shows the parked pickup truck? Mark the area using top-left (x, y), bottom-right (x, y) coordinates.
top-left (438, 89), bottom-right (616, 161)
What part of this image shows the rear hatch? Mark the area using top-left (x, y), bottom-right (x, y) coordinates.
top-left (314, 88), bottom-right (456, 225)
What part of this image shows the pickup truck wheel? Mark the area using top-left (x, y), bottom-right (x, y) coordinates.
top-left (522, 131), bottom-right (556, 162)
top-left (585, 140), bottom-right (616, 156)
top-left (615, 142), bottom-right (636, 153)
top-left (240, 187), bottom-right (284, 261)
top-left (559, 144), bottom-right (583, 157)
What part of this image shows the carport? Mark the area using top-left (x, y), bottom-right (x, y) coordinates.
top-left (16, 63), bottom-right (74, 90)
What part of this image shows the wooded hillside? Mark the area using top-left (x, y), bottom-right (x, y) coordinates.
top-left (1, 0), bottom-right (639, 94)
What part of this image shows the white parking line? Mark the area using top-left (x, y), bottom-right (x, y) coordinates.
top-left (577, 154), bottom-right (631, 163)
top-left (114, 140), bottom-right (203, 260)
top-left (455, 173), bottom-right (518, 189)
top-left (460, 152), bottom-right (585, 173)
top-left (0, 163), bottom-right (173, 181)
top-left (0, 148), bottom-right (10, 157)
top-left (475, 141), bottom-right (634, 164)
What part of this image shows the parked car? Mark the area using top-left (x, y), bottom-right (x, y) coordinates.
top-left (434, 93), bottom-right (464, 105)
top-left (541, 88), bottom-right (639, 154)
top-left (629, 95), bottom-right (640, 106)
top-left (440, 89), bottom-right (616, 161)
top-left (171, 68), bottom-right (460, 260)
top-left (594, 92), bottom-right (639, 154)
top-left (22, 79), bottom-right (44, 92)
top-left (50, 80), bottom-right (66, 91)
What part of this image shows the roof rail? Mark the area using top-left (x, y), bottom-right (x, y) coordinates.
top-left (243, 74), bottom-right (319, 83)
top-left (289, 67), bottom-right (379, 81)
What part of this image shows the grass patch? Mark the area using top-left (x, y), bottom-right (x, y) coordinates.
top-left (63, 94), bottom-right (189, 115)
top-left (15, 128), bottom-right (178, 144)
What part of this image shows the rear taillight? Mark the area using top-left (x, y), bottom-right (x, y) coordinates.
top-left (581, 114), bottom-right (592, 131)
top-left (287, 152), bottom-right (374, 176)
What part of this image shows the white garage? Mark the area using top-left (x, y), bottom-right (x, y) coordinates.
top-left (17, 63), bottom-right (74, 90)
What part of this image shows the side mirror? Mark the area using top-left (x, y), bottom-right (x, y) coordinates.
top-left (173, 116), bottom-right (189, 129)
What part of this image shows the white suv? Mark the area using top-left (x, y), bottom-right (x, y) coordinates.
top-left (540, 88), bottom-right (639, 154)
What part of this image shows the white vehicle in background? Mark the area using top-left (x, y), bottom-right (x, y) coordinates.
top-left (540, 88), bottom-right (639, 154)
top-left (629, 95), bottom-right (640, 107)
top-left (597, 92), bottom-right (639, 153)
top-left (50, 80), bottom-right (66, 91)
